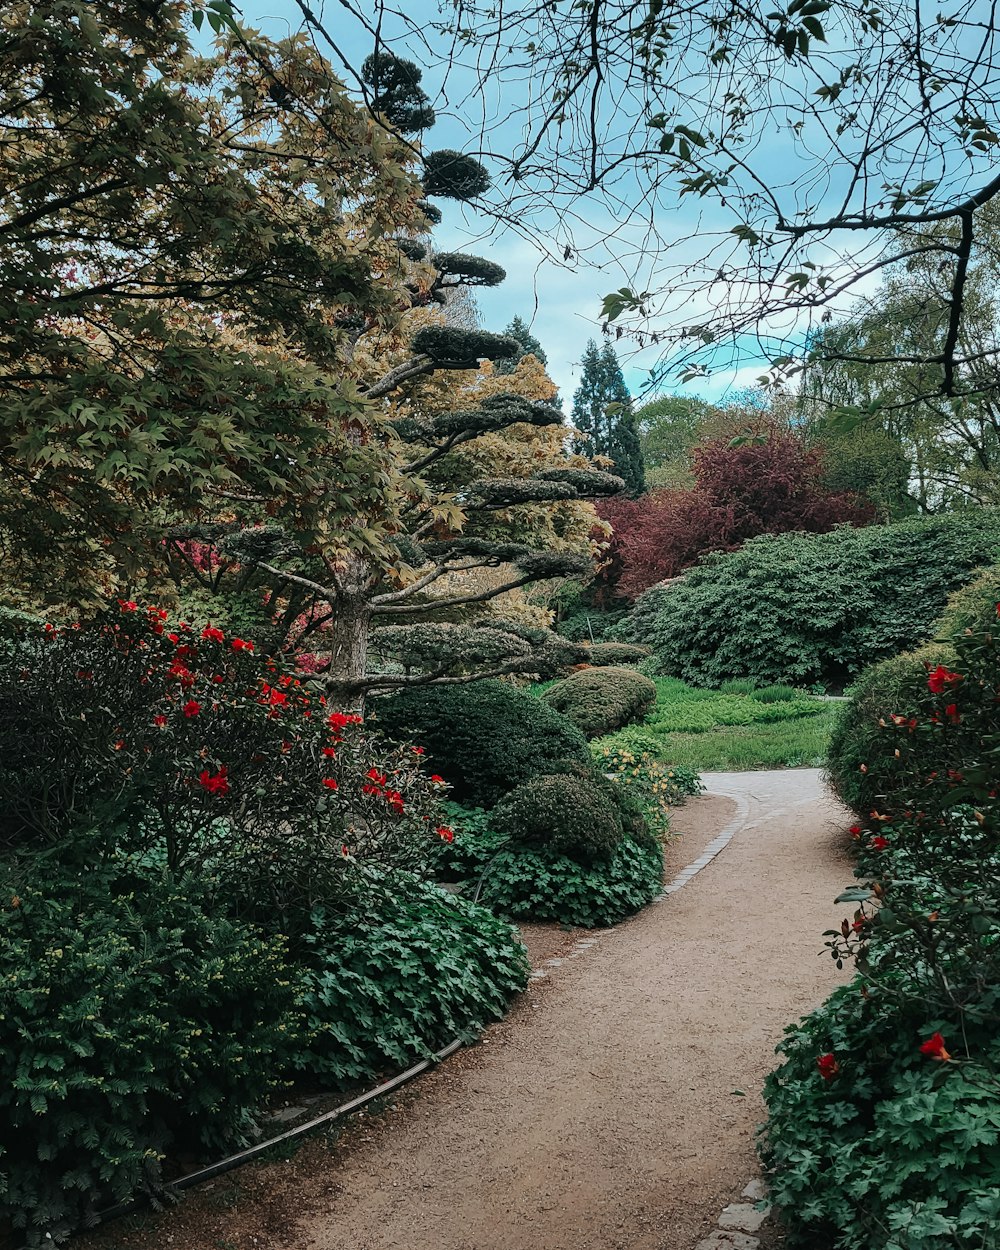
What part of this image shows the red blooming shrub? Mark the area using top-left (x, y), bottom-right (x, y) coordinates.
top-left (597, 432), bottom-right (875, 600)
top-left (0, 606), bottom-right (448, 935)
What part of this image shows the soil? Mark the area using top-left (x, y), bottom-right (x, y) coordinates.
top-left (83, 770), bottom-right (854, 1250)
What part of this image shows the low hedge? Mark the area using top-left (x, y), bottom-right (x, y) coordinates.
top-left (583, 642), bottom-right (652, 666)
top-left (541, 665), bottom-right (657, 738)
top-left (372, 680), bottom-right (589, 808)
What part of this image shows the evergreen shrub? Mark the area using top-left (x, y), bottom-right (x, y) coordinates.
top-left (620, 514), bottom-right (1000, 689)
top-left (541, 665), bottom-right (657, 738)
top-left (372, 680), bottom-right (589, 808)
top-left (584, 641), bottom-right (651, 666)
top-left (491, 772), bottom-right (624, 863)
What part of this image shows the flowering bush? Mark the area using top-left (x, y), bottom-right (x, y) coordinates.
top-left (0, 605), bottom-right (449, 934)
top-left (762, 595), bottom-right (1000, 1249)
top-left (596, 745), bottom-right (703, 839)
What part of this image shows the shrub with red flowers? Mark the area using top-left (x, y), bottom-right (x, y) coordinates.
top-left (0, 604), bottom-right (450, 934)
top-left (762, 578), bottom-right (1000, 1249)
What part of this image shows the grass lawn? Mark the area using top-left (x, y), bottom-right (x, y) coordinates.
top-left (536, 672), bottom-right (840, 772)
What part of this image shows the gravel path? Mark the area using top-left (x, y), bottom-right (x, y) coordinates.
top-left (87, 769), bottom-right (855, 1250)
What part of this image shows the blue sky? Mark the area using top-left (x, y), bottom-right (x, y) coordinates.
top-left (217, 0), bottom-right (772, 409)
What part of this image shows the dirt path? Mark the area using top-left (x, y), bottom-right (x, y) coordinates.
top-left (89, 770), bottom-right (855, 1250)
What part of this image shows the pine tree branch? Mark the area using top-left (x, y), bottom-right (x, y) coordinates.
top-left (374, 574), bottom-right (536, 616)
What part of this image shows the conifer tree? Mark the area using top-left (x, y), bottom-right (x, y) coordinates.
top-left (494, 316), bottom-right (548, 374)
top-left (571, 341), bottom-right (645, 495)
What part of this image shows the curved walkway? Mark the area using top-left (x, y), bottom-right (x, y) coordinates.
top-left (300, 769), bottom-right (853, 1250)
top-left (96, 770), bottom-right (855, 1250)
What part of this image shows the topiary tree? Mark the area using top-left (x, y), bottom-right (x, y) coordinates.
top-left (584, 642), bottom-right (652, 666)
top-left (371, 679), bottom-right (590, 808)
top-left (541, 666), bottom-right (657, 738)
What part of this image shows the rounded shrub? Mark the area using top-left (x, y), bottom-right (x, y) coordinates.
top-left (371, 679), bottom-right (589, 809)
top-left (491, 772), bottom-right (624, 864)
top-left (935, 565), bottom-right (1000, 638)
top-left (584, 641), bottom-right (652, 666)
top-left (620, 513), bottom-right (1000, 689)
top-left (826, 644), bottom-right (953, 817)
top-left (541, 665), bottom-right (657, 738)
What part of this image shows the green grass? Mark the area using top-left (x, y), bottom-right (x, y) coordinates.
top-left (573, 674), bottom-right (839, 771)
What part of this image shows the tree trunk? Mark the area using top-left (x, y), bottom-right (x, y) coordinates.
top-left (325, 558), bottom-right (372, 710)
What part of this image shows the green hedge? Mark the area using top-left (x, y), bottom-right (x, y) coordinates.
top-left (541, 665), bottom-right (657, 738)
top-left (490, 772), bottom-right (624, 864)
top-left (620, 513), bottom-right (1000, 689)
top-left (372, 680), bottom-right (589, 808)
top-left (583, 642), bottom-right (651, 666)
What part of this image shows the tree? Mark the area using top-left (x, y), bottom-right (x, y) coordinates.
top-left (571, 341), bottom-right (645, 494)
top-left (598, 430), bottom-right (875, 599)
top-left (493, 316), bottom-right (548, 375)
top-left (305, 2), bottom-right (1000, 408)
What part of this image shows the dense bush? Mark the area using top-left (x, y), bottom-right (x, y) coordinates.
top-left (541, 665), bottom-right (657, 738)
top-left (594, 744), bottom-right (703, 838)
top-left (372, 679), bottom-right (589, 808)
top-left (762, 603), bottom-right (1000, 1249)
top-left (583, 641), bottom-right (651, 666)
top-left (490, 772), bottom-right (624, 863)
top-left (434, 812), bottom-right (664, 928)
top-left (0, 605), bottom-right (448, 937)
top-left (295, 872), bottom-right (529, 1087)
top-left (0, 866), bottom-right (297, 1246)
top-left (620, 513), bottom-right (1000, 689)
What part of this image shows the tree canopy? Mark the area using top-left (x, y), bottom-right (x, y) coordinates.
top-left (571, 341), bottom-right (645, 495)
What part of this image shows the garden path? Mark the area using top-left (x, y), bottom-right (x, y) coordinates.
top-left (291, 769), bottom-right (853, 1250)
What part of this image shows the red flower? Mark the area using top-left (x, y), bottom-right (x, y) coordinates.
top-left (198, 767), bottom-right (229, 796)
top-left (117, 599), bottom-right (138, 612)
top-left (322, 778), bottom-right (339, 791)
top-left (436, 825), bottom-right (455, 843)
top-left (411, 746), bottom-right (425, 756)
top-left (944, 703), bottom-right (961, 724)
top-left (201, 626), bottom-right (225, 643)
top-left (816, 1053), bottom-right (840, 1081)
top-left (367, 768), bottom-right (387, 785)
top-left (322, 747), bottom-right (337, 758)
top-left (848, 824), bottom-right (862, 839)
top-left (231, 637), bottom-right (254, 652)
top-left (153, 714), bottom-right (168, 727)
top-left (927, 664), bottom-right (962, 694)
top-left (870, 835), bottom-right (890, 851)
top-left (430, 775), bottom-right (446, 785)
top-left (919, 1032), bottom-right (951, 1061)
top-left (182, 700), bottom-right (201, 718)
top-left (386, 789), bottom-right (405, 814)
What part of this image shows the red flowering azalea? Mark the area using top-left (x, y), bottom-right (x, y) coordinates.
top-left (436, 825), bottom-right (455, 843)
top-left (231, 637), bottom-right (254, 652)
top-left (919, 1032), bottom-right (951, 1061)
top-left (411, 746), bottom-right (425, 756)
top-left (201, 626), bottom-right (225, 643)
top-left (117, 599), bottom-right (138, 612)
top-left (927, 664), bottom-right (962, 694)
top-left (321, 778), bottom-right (338, 791)
top-left (322, 747), bottom-right (337, 758)
top-left (816, 1053), bottom-right (840, 1081)
top-left (153, 714), bottom-right (168, 727)
top-left (430, 775), bottom-right (446, 785)
top-left (944, 703), bottom-right (961, 724)
top-left (367, 768), bottom-right (387, 785)
top-left (182, 699), bottom-right (201, 717)
top-left (848, 824), bottom-right (862, 839)
top-left (870, 835), bottom-right (890, 851)
top-left (198, 767), bottom-right (229, 796)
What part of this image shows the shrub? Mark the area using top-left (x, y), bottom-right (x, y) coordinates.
top-left (434, 813), bottom-right (664, 928)
top-left (594, 744), bottom-right (703, 832)
top-left (541, 665), bottom-right (657, 738)
top-left (295, 872), bottom-right (529, 1087)
top-left (935, 565), bottom-right (1000, 638)
top-left (584, 641), bottom-right (652, 666)
top-left (620, 513), bottom-right (1000, 689)
top-left (825, 644), bottom-right (952, 817)
top-left (490, 772), bottom-right (624, 864)
top-left (0, 606), bottom-right (448, 937)
top-left (0, 866), bottom-right (297, 1246)
top-left (372, 679), bottom-right (589, 809)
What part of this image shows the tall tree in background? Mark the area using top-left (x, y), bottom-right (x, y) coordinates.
top-left (493, 316), bottom-right (548, 375)
top-left (571, 341), bottom-right (645, 495)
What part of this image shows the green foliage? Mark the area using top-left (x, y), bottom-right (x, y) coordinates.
top-left (541, 665), bottom-right (658, 738)
top-left (490, 772), bottom-right (624, 864)
top-left (719, 677), bottom-right (759, 694)
top-left (826, 645), bottom-right (952, 817)
top-left (0, 865), bottom-right (297, 1246)
top-left (935, 566), bottom-right (1000, 638)
top-left (435, 815), bottom-right (664, 928)
top-left (753, 684), bottom-right (800, 703)
top-left (584, 641), bottom-right (652, 666)
top-left (622, 513), bottom-right (1000, 689)
top-left (372, 679), bottom-right (589, 808)
top-left (422, 149), bottom-right (492, 200)
top-left (361, 52), bottom-right (436, 132)
top-left (295, 873), bottom-right (528, 1087)
top-left (493, 315), bottom-right (549, 375)
top-left (570, 339), bottom-right (645, 494)
top-left (592, 745), bottom-right (702, 839)
top-left (642, 677), bottom-right (821, 734)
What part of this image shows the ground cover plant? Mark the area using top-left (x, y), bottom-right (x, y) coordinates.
top-left (761, 587), bottom-right (1000, 1249)
top-left (620, 513), bottom-right (1000, 690)
top-left (0, 608), bottom-right (529, 1244)
top-left (589, 676), bottom-right (835, 771)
